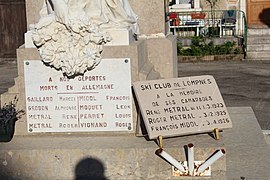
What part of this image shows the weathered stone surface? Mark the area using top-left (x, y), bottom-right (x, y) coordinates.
top-left (0, 133), bottom-right (226, 179)
top-left (17, 46), bottom-right (41, 77)
top-left (146, 35), bottom-right (178, 79)
top-left (1, 107), bottom-right (270, 179)
top-left (224, 107), bottom-right (270, 179)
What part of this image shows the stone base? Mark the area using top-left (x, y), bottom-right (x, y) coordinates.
top-left (24, 31), bottom-right (35, 48)
top-left (1, 107), bottom-right (270, 179)
top-left (105, 28), bottom-right (135, 46)
top-left (0, 132), bottom-right (226, 179)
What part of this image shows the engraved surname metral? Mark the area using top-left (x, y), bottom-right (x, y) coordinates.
top-left (29, 123), bottom-right (52, 129)
top-left (169, 113), bottom-right (196, 121)
top-left (163, 106), bottom-right (190, 113)
top-left (28, 114), bottom-right (52, 120)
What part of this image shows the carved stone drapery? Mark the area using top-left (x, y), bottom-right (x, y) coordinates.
top-left (31, 0), bottom-right (139, 77)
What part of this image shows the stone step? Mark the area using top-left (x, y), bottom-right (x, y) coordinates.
top-left (247, 44), bottom-right (270, 51)
top-left (246, 29), bottom-right (270, 61)
top-left (246, 52), bottom-right (270, 60)
top-left (0, 58), bottom-right (16, 65)
top-left (247, 36), bottom-right (270, 44)
top-left (246, 29), bottom-right (270, 60)
top-left (245, 58), bottom-right (270, 61)
top-left (0, 133), bottom-right (226, 179)
top-left (248, 28), bottom-right (270, 36)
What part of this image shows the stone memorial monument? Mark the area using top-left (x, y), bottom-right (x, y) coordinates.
top-left (2, 0), bottom-right (177, 136)
top-left (0, 0), bottom-right (228, 179)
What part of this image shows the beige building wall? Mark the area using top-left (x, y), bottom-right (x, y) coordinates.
top-left (200, 0), bottom-right (240, 10)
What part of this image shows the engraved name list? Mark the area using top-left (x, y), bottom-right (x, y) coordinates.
top-left (24, 59), bottom-right (133, 133)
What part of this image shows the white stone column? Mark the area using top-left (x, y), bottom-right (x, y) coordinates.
top-left (239, 0), bottom-right (246, 34)
top-left (194, 0), bottom-right (200, 9)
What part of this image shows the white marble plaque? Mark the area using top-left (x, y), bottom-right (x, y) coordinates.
top-left (133, 75), bottom-right (232, 139)
top-left (24, 59), bottom-right (133, 133)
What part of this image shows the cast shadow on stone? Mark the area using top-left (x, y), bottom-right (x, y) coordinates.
top-left (259, 8), bottom-right (270, 27)
top-left (75, 157), bottom-right (107, 180)
top-left (0, 167), bottom-right (14, 180)
top-left (131, 87), bottom-right (149, 140)
top-left (207, 131), bottom-right (220, 140)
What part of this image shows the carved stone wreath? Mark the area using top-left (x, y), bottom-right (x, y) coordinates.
top-left (31, 14), bottom-right (111, 77)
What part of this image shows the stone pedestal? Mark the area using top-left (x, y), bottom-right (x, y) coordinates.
top-left (1, 34), bottom-right (177, 136)
top-left (2, 106), bottom-right (270, 179)
top-left (0, 131), bottom-right (226, 179)
top-left (105, 28), bottom-right (135, 46)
